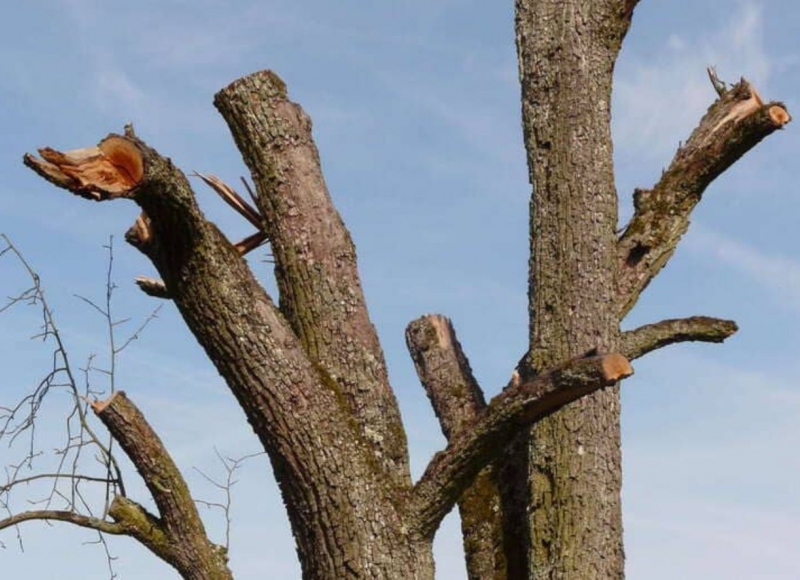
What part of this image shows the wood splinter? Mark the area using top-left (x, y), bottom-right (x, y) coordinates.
top-left (24, 136), bottom-right (143, 199)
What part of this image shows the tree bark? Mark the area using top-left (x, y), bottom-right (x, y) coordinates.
top-left (14, 2), bottom-right (790, 577)
top-left (509, 1), bottom-right (632, 577)
top-left (25, 133), bottom-right (436, 580)
top-left (406, 315), bottom-right (506, 580)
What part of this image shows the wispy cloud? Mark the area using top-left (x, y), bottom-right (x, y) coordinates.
top-left (93, 66), bottom-right (147, 115)
top-left (624, 348), bottom-right (800, 579)
top-left (614, 1), bottom-right (771, 161)
top-left (688, 227), bottom-right (800, 314)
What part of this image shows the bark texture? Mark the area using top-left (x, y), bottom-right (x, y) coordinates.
top-left (508, 2), bottom-right (789, 578)
top-left (510, 1), bottom-right (631, 577)
top-left (406, 315), bottom-right (506, 580)
top-left (213, 73), bottom-right (410, 490)
top-left (23, 98), bottom-right (636, 579)
top-left (14, 2), bottom-right (790, 578)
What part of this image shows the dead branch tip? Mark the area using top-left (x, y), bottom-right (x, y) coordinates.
top-left (24, 135), bottom-right (143, 200)
top-left (91, 391), bottom-right (124, 413)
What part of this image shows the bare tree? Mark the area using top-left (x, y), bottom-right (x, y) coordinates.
top-left (1, 1), bottom-right (790, 579)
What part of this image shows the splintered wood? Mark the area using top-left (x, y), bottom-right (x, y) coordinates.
top-left (24, 136), bottom-right (143, 199)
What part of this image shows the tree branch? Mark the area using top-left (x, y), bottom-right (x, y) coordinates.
top-left (406, 315), bottom-right (506, 578)
top-left (408, 353), bottom-right (633, 538)
top-left (24, 130), bottom-right (415, 576)
top-left (621, 316), bottom-right (738, 361)
top-left (213, 71), bottom-right (409, 485)
top-left (91, 392), bottom-right (206, 539)
top-left (0, 510), bottom-right (126, 535)
top-left (406, 315), bottom-right (487, 436)
top-left (617, 79), bottom-right (791, 316)
top-left (91, 392), bottom-right (230, 577)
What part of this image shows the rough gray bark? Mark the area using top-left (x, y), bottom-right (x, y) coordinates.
top-left (6, 2), bottom-right (790, 578)
top-left (508, 1), bottom-right (631, 577)
top-left (20, 108), bottom-right (634, 579)
top-left (505, 1), bottom-right (790, 578)
top-left (406, 315), bottom-right (506, 580)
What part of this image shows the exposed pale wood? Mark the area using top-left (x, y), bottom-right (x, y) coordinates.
top-left (617, 80), bottom-right (791, 316)
top-left (193, 172), bottom-right (263, 229)
top-left (24, 136), bottom-right (143, 199)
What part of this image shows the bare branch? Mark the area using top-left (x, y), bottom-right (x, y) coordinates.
top-left (91, 391), bottom-right (230, 576)
top-left (617, 79), bottom-right (791, 316)
top-left (406, 315), bottom-right (487, 436)
top-left (621, 316), bottom-right (738, 361)
top-left (0, 510), bottom-right (126, 535)
top-left (194, 450), bottom-right (265, 551)
top-left (409, 353), bottom-right (633, 538)
top-left (91, 392), bottom-right (202, 535)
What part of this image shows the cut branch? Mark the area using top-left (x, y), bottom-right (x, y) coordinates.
top-left (24, 136), bottom-right (143, 200)
top-left (621, 316), bottom-right (738, 361)
top-left (92, 392), bottom-right (230, 578)
top-left (617, 79), bottom-right (791, 316)
top-left (25, 130), bottom-right (420, 576)
top-left (214, 70), bottom-right (409, 486)
top-left (135, 276), bottom-right (170, 299)
top-left (406, 315), bottom-right (487, 437)
top-left (408, 353), bottom-right (633, 538)
top-left (406, 314), bottom-right (506, 578)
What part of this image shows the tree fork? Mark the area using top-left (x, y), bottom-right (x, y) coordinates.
top-left (24, 134), bottom-right (434, 579)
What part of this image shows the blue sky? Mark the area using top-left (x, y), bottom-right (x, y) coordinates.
top-left (1, 1), bottom-right (798, 578)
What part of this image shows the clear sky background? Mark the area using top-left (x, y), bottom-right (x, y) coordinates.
top-left (1, 1), bottom-right (798, 578)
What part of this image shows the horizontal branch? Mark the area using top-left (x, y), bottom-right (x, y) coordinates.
top-left (405, 314), bottom-right (505, 577)
top-left (0, 509), bottom-right (125, 535)
top-left (617, 78), bottom-right (791, 316)
top-left (621, 316), bottom-right (738, 361)
top-left (408, 353), bottom-right (633, 538)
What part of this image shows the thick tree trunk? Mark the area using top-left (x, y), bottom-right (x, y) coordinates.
top-left (508, 1), bottom-right (632, 577)
top-left (17, 4), bottom-right (788, 578)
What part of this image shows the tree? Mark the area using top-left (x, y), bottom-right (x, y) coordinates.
top-left (1, 1), bottom-right (790, 578)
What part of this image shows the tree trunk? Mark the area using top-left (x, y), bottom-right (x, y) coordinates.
top-left (508, 1), bottom-right (633, 577)
top-left (13, 1), bottom-right (790, 578)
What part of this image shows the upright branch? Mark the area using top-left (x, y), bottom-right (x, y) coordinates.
top-left (214, 71), bottom-right (409, 487)
top-left (617, 79), bottom-right (791, 316)
top-left (92, 392), bottom-right (231, 579)
top-left (406, 315), bottom-right (506, 579)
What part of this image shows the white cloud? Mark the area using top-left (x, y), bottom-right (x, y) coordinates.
top-left (94, 65), bottom-right (146, 115)
top-left (688, 227), bottom-right (800, 314)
